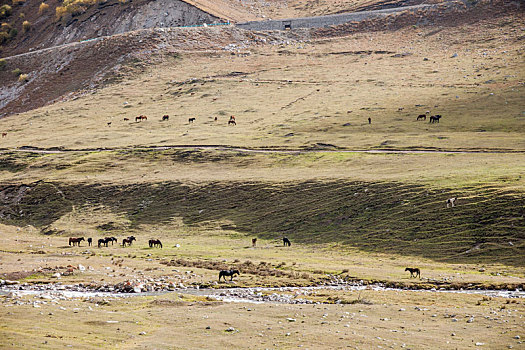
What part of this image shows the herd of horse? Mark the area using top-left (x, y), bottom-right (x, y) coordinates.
top-left (123, 114), bottom-right (237, 125)
top-left (68, 235), bottom-right (161, 248)
top-left (68, 234), bottom-right (422, 281)
top-left (416, 111), bottom-right (442, 123)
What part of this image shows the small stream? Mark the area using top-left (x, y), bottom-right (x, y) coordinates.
top-left (1, 283), bottom-right (524, 304)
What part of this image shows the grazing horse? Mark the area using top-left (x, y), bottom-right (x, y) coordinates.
top-left (219, 269), bottom-right (240, 282)
top-left (122, 236), bottom-right (136, 247)
top-left (87, 237), bottom-right (92, 246)
top-left (417, 114), bottom-right (426, 121)
top-left (228, 119), bottom-right (236, 125)
top-left (105, 237), bottom-right (117, 245)
top-left (107, 122), bottom-right (112, 127)
top-left (98, 238), bottom-right (110, 247)
top-left (252, 238), bottom-right (257, 247)
top-left (405, 267), bottom-right (421, 278)
top-left (283, 237), bottom-right (291, 247)
top-left (148, 239), bottom-right (162, 248)
top-left (123, 118), bottom-right (129, 121)
top-left (446, 197), bottom-right (457, 208)
top-left (69, 237), bottom-right (85, 246)
top-left (1, 132), bottom-right (7, 138)
top-left (368, 117), bottom-right (371, 124)
top-left (136, 115), bottom-right (147, 122)
top-left (162, 115), bottom-right (169, 121)
top-left (429, 115), bottom-right (441, 123)
top-left (188, 117), bottom-right (196, 123)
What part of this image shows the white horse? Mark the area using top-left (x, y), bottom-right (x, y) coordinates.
top-left (446, 197), bottom-right (457, 208)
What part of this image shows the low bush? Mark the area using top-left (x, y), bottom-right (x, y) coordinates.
top-left (38, 2), bottom-right (49, 14)
top-left (11, 67), bottom-right (21, 76)
top-left (18, 73), bottom-right (28, 82)
top-left (22, 20), bottom-right (30, 32)
top-left (0, 58), bottom-right (6, 70)
top-left (0, 4), bottom-right (13, 19)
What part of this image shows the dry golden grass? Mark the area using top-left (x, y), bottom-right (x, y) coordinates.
top-left (1, 20), bottom-right (523, 153)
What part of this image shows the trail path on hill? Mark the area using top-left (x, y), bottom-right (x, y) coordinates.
top-left (4, 146), bottom-right (524, 155)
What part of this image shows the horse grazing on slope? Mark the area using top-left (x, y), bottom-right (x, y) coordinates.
top-left (162, 115), bottom-right (169, 121)
top-left (148, 239), bottom-right (162, 248)
top-left (429, 115), bottom-right (441, 123)
top-left (417, 114), bottom-right (426, 121)
top-left (219, 269), bottom-right (240, 282)
top-left (405, 267), bottom-right (421, 278)
top-left (283, 237), bottom-right (291, 247)
top-left (69, 237), bottom-right (85, 246)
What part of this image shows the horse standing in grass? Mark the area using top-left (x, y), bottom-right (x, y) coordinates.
top-left (149, 239), bottom-right (162, 248)
top-left (105, 237), bottom-right (117, 245)
top-left (283, 237), bottom-right (291, 247)
top-left (252, 238), bottom-right (257, 247)
top-left (87, 238), bottom-right (92, 246)
top-left (429, 115), bottom-right (441, 123)
top-left (405, 267), bottom-right (421, 278)
top-left (98, 238), bottom-right (110, 247)
top-left (122, 236), bottom-right (136, 247)
top-left (219, 269), bottom-right (240, 282)
top-left (446, 197), bottom-right (457, 208)
top-left (162, 115), bottom-right (169, 121)
top-left (69, 237), bottom-right (85, 246)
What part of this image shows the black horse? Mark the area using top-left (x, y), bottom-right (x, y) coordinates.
top-left (405, 267), bottom-right (421, 278)
top-left (219, 269), bottom-right (240, 282)
top-left (283, 237), bottom-right (291, 247)
top-left (417, 114), bottom-right (426, 121)
top-left (122, 236), bottom-right (136, 247)
top-left (105, 237), bottom-right (117, 245)
top-left (429, 115), bottom-right (441, 123)
top-left (98, 238), bottom-right (110, 247)
top-left (149, 239), bottom-right (163, 248)
top-left (87, 237), bottom-right (92, 246)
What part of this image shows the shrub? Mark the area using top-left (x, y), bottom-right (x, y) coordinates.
top-left (0, 5), bottom-right (12, 19)
top-left (22, 20), bottom-right (30, 32)
top-left (18, 73), bottom-right (28, 82)
top-left (8, 27), bottom-right (17, 38)
top-left (0, 31), bottom-right (8, 44)
top-left (11, 67), bottom-right (21, 76)
top-left (19, 12), bottom-right (24, 18)
top-left (1, 22), bottom-right (11, 31)
top-left (38, 2), bottom-right (49, 14)
top-left (0, 58), bottom-right (6, 69)
top-left (56, 0), bottom-right (99, 20)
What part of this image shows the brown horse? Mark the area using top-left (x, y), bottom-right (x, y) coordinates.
top-left (69, 237), bottom-right (85, 246)
top-left (252, 238), bottom-right (257, 247)
top-left (136, 115), bottom-right (148, 122)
